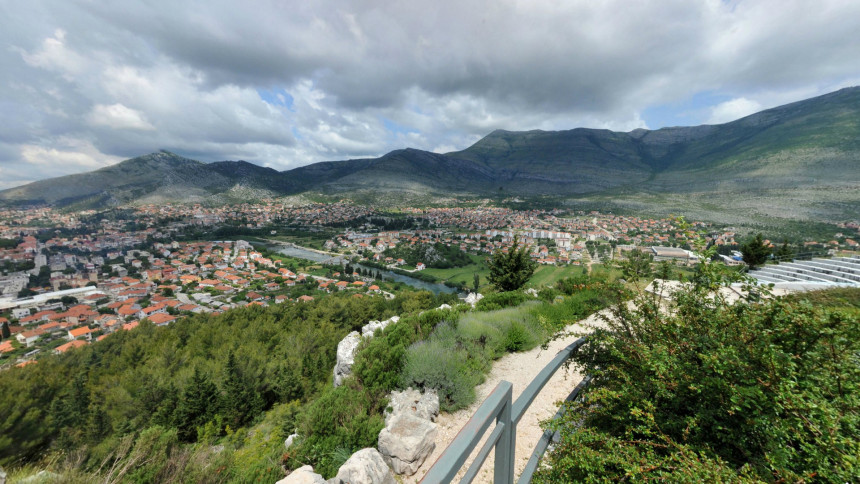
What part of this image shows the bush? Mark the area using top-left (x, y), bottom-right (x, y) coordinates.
top-left (537, 283), bottom-right (860, 483)
top-left (291, 385), bottom-right (384, 478)
top-left (475, 291), bottom-right (529, 311)
top-left (401, 305), bottom-right (547, 411)
top-left (400, 335), bottom-right (480, 411)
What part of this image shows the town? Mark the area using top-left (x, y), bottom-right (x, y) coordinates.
top-left (1, 200), bottom-right (857, 368)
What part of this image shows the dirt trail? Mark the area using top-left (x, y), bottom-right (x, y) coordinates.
top-left (405, 310), bottom-right (608, 483)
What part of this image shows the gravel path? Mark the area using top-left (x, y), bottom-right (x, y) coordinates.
top-left (405, 310), bottom-right (609, 483)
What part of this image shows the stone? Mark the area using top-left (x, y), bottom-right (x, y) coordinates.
top-left (275, 465), bottom-right (327, 484)
top-left (378, 413), bottom-right (437, 476)
top-left (464, 292), bottom-right (484, 307)
top-left (333, 331), bottom-right (361, 387)
top-left (331, 448), bottom-right (395, 484)
top-left (525, 288), bottom-right (539, 297)
top-left (361, 315), bottom-right (399, 338)
top-left (284, 433), bottom-right (298, 450)
top-left (437, 303), bottom-right (452, 310)
top-left (384, 388), bottom-right (439, 425)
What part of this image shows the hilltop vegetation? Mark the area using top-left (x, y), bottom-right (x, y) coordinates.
top-left (0, 290), bottom-right (454, 482)
top-left (536, 277), bottom-right (860, 482)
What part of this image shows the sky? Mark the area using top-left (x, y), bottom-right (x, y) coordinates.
top-left (1, 0), bottom-right (859, 189)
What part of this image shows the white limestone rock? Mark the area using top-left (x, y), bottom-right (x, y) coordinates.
top-left (361, 315), bottom-right (399, 338)
top-left (384, 388), bottom-right (439, 425)
top-left (464, 292), bottom-right (484, 307)
top-left (333, 331), bottom-right (361, 387)
top-left (331, 448), bottom-right (395, 484)
top-left (275, 465), bottom-right (326, 484)
top-left (284, 433), bottom-right (298, 450)
top-left (378, 413), bottom-right (437, 476)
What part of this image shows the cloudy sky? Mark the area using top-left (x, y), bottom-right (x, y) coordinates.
top-left (2, 0), bottom-right (859, 189)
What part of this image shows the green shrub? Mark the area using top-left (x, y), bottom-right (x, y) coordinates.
top-left (400, 336), bottom-right (479, 411)
top-left (475, 291), bottom-right (529, 311)
top-left (401, 305), bottom-right (548, 411)
top-left (501, 320), bottom-right (529, 352)
top-left (537, 283), bottom-right (860, 483)
top-left (291, 385), bottom-right (384, 478)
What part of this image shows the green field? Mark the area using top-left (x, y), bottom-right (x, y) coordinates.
top-left (422, 262), bottom-right (488, 289)
top-left (526, 264), bottom-right (588, 288)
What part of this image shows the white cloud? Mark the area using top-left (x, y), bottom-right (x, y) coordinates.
top-left (87, 103), bottom-right (155, 130)
top-left (19, 139), bottom-right (122, 171)
top-left (0, 0), bottom-right (859, 187)
top-left (18, 28), bottom-right (87, 79)
top-left (707, 97), bottom-right (763, 124)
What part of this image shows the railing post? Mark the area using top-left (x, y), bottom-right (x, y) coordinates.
top-left (494, 387), bottom-right (514, 484)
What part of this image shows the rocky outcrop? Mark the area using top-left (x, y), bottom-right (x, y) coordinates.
top-left (284, 433), bottom-right (298, 450)
top-left (464, 292), bottom-right (484, 307)
top-left (275, 465), bottom-right (326, 484)
top-left (378, 388), bottom-right (439, 475)
top-left (384, 388), bottom-right (439, 425)
top-left (333, 331), bottom-right (362, 387)
top-left (361, 316), bottom-right (399, 338)
top-left (331, 448), bottom-right (395, 484)
top-left (378, 413), bottom-right (437, 476)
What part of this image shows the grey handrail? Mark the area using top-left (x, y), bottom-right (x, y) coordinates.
top-left (419, 337), bottom-right (589, 484)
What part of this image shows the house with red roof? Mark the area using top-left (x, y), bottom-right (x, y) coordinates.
top-left (55, 339), bottom-right (88, 354)
top-left (68, 326), bottom-right (94, 341)
top-left (147, 313), bottom-right (176, 326)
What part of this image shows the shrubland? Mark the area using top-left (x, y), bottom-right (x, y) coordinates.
top-left (535, 266), bottom-right (860, 482)
top-left (0, 290), bottom-right (454, 482)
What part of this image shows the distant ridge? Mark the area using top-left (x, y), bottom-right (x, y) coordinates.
top-left (2, 87), bottom-right (858, 222)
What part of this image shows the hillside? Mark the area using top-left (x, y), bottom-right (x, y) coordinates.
top-left (1, 87), bottom-right (858, 222)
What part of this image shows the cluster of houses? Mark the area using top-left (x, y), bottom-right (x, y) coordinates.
top-left (0, 239), bottom-right (385, 367)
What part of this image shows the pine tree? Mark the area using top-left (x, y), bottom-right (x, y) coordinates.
top-left (174, 367), bottom-right (218, 441)
top-left (741, 233), bottom-right (771, 269)
top-left (487, 236), bottom-right (537, 292)
top-left (774, 241), bottom-right (793, 261)
top-left (473, 273), bottom-right (480, 292)
top-left (0, 321), bottom-right (9, 340)
top-left (221, 352), bottom-right (262, 429)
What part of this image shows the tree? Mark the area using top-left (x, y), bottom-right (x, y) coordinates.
top-left (0, 321), bottom-right (9, 340)
top-left (618, 249), bottom-right (653, 283)
top-left (774, 241), bottom-right (793, 261)
top-left (487, 236), bottom-right (537, 292)
top-left (174, 367), bottom-right (218, 442)
top-left (221, 352), bottom-right (262, 429)
top-left (741, 233), bottom-right (770, 269)
top-left (472, 273), bottom-right (480, 293)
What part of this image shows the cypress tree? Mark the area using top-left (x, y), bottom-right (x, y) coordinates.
top-left (487, 236), bottom-right (537, 291)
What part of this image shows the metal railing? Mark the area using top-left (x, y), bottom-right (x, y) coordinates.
top-left (420, 337), bottom-right (590, 484)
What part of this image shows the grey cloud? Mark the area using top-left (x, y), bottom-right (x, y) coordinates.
top-left (1, 0), bottom-right (859, 185)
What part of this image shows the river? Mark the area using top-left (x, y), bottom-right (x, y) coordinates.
top-left (274, 244), bottom-right (459, 294)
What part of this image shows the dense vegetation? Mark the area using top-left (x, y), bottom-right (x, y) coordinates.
top-left (536, 272), bottom-right (860, 482)
top-left (0, 290), bottom-right (453, 482)
top-left (382, 242), bottom-right (473, 269)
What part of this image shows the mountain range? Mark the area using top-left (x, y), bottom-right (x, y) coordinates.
top-left (2, 87), bottom-right (858, 225)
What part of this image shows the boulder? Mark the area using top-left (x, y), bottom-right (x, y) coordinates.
top-left (464, 292), bottom-right (484, 307)
top-left (378, 413), bottom-right (437, 476)
top-left (284, 433), bottom-right (298, 450)
top-left (331, 448), bottom-right (395, 484)
top-left (437, 303), bottom-right (452, 310)
top-left (333, 331), bottom-right (361, 387)
top-left (524, 288), bottom-right (539, 297)
top-left (275, 465), bottom-right (326, 484)
top-left (384, 388), bottom-right (439, 425)
top-left (361, 316), bottom-right (399, 338)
